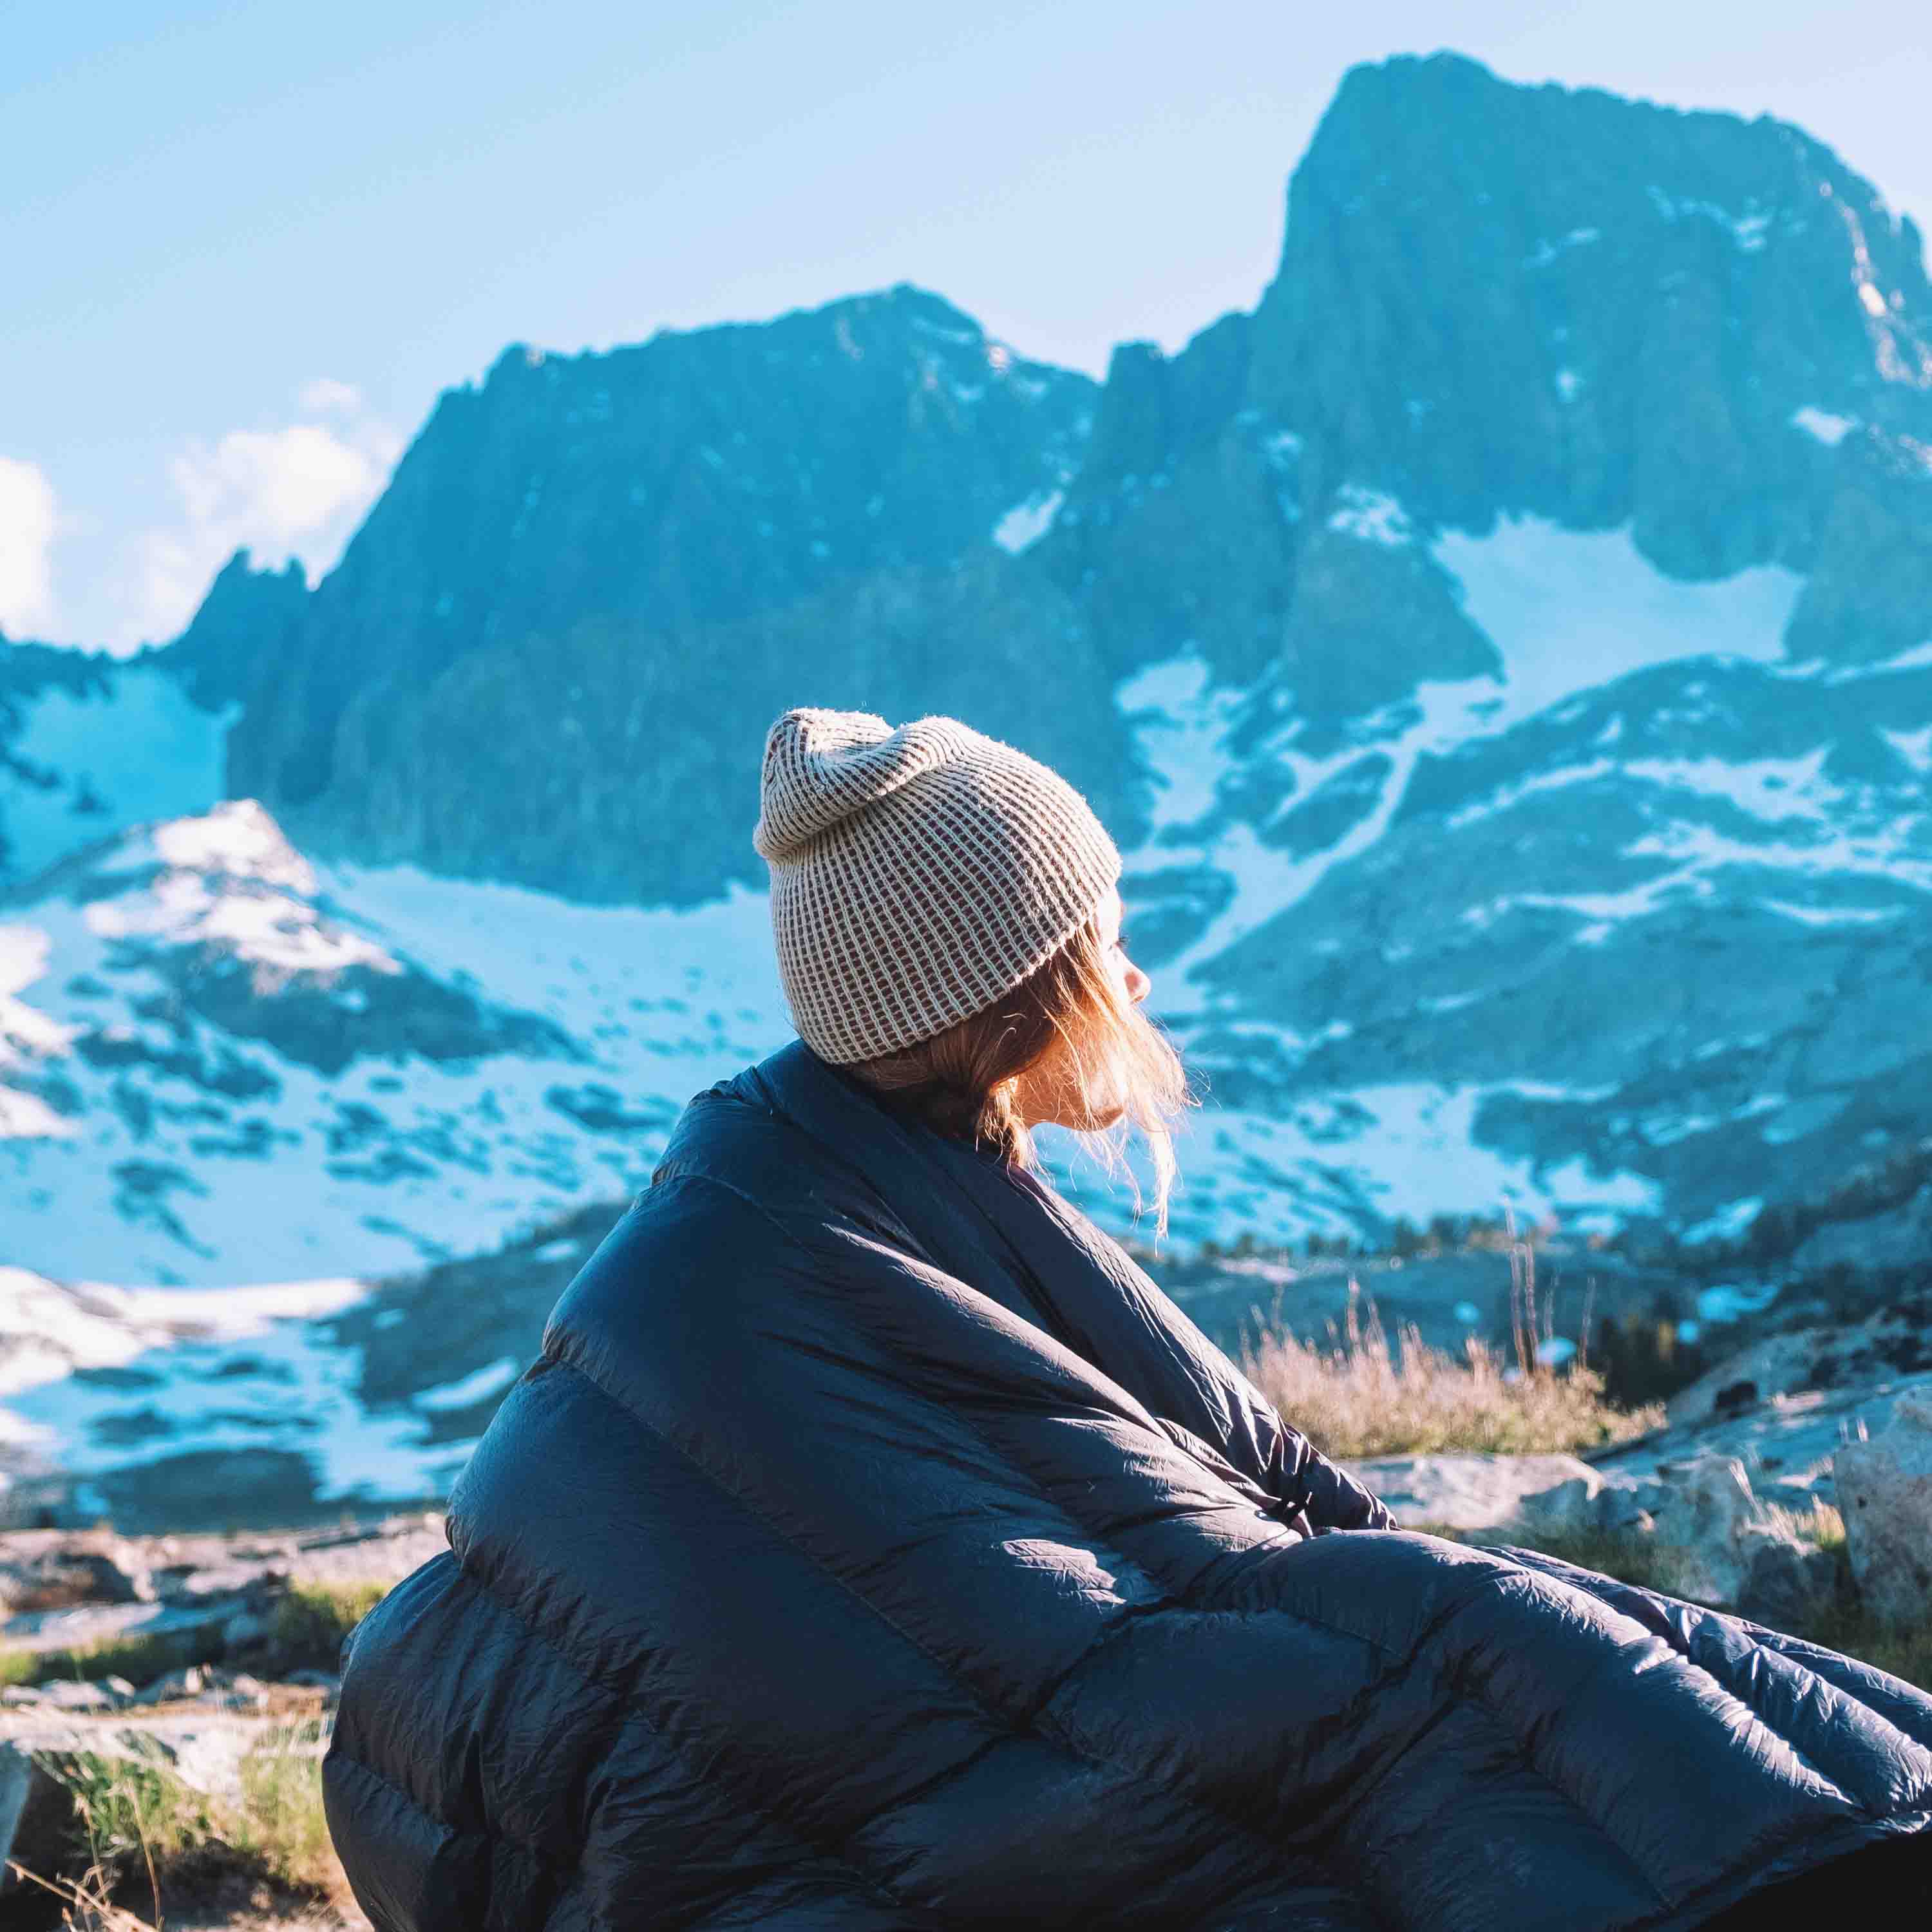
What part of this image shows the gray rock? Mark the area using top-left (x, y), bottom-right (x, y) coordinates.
top-left (0, 1743), bottom-right (70, 1897)
top-left (129, 1663), bottom-right (209, 1705)
top-left (1342, 1453), bottom-right (1605, 1531)
top-left (26, 1678), bottom-right (122, 1712)
top-left (1646, 1456), bottom-right (1772, 1606)
top-left (1834, 1387), bottom-right (1932, 1624)
top-left (0, 1539), bottom-right (154, 1616)
top-left (1517, 1474), bottom-right (1603, 1535)
top-left (1595, 1479), bottom-right (1670, 1533)
top-left (1736, 1530), bottom-right (1840, 1629)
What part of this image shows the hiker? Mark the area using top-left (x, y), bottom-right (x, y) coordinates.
top-left (324, 708), bottom-right (1931, 1929)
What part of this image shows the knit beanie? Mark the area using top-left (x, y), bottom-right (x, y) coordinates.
top-left (753, 708), bottom-right (1123, 1065)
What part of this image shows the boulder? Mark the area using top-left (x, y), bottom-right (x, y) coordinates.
top-left (1833, 1387), bottom-right (1932, 1624)
top-left (1594, 1477), bottom-right (1670, 1533)
top-left (1736, 1528), bottom-right (1841, 1628)
top-left (1645, 1455), bottom-right (1778, 1606)
top-left (129, 1663), bottom-right (209, 1706)
top-left (1343, 1454), bottom-right (1607, 1531)
top-left (0, 1537), bottom-right (155, 1615)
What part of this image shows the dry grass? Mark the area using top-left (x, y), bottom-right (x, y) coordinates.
top-left (2, 1583), bottom-right (390, 1925)
top-left (1242, 1273), bottom-right (1664, 1459)
top-left (12, 1724), bottom-right (354, 1929)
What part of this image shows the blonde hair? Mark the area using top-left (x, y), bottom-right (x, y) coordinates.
top-left (848, 911), bottom-right (1195, 1236)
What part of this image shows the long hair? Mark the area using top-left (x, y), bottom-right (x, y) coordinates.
top-left (846, 911), bottom-right (1196, 1236)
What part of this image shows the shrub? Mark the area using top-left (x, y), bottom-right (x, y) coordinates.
top-left (1242, 1286), bottom-right (1663, 1460)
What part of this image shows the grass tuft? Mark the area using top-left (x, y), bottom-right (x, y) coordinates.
top-left (15, 1727), bottom-right (352, 1926)
top-left (269, 1582), bottom-right (390, 1674)
top-left (1242, 1284), bottom-right (1663, 1460)
top-left (0, 1627), bottom-right (209, 1693)
top-left (1, 1580), bottom-right (392, 1694)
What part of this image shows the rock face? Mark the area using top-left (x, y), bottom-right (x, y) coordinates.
top-left (218, 286), bottom-right (1113, 907)
top-left (1835, 1387), bottom-right (1932, 1622)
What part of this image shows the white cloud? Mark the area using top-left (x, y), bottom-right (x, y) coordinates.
top-left (296, 377), bottom-right (364, 416)
top-left (128, 389), bottom-right (403, 647)
top-left (0, 456), bottom-right (59, 638)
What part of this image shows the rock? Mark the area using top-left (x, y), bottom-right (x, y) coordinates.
top-left (0, 1537), bottom-right (155, 1615)
top-left (129, 1663), bottom-right (209, 1705)
top-left (26, 1678), bottom-right (123, 1712)
top-left (211, 1671), bottom-right (271, 1709)
top-left (221, 1604), bottom-right (276, 1649)
top-left (1594, 1478), bottom-right (1670, 1533)
top-left (1516, 1474), bottom-right (1602, 1535)
top-left (1713, 1380), bottom-right (1759, 1417)
top-left (0, 1743), bottom-right (72, 1898)
top-left (1736, 1529), bottom-right (1840, 1629)
top-left (1833, 1387), bottom-right (1932, 1624)
top-left (1645, 1456), bottom-right (1772, 1605)
top-left (1342, 1453), bottom-right (1606, 1531)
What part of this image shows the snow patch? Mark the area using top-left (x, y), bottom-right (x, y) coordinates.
top-left (416, 1356), bottom-right (521, 1412)
top-left (1883, 724), bottom-right (1932, 773)
top-left (0, 1267), bottom-right (370, 1400)
top-left (0, 667), bottom-right (229, 886)
top-left (1434, 516), bottom-right (1804, 728)
top-left (1, 828), bottom-right (792, 1285)
top-left (1647, 187), bottom-right (1771, 250)
top-left (1327, 486), bottom-right (1412, 546)
top-left (1524, 227), bottom-right (1602, 269)
top-left (1679, 1198), bottom-right (1766, 1248)
top-left (991, 489), bottom-right (1065, 554)
top-left (1791, 406), bottom-right (1856, 446)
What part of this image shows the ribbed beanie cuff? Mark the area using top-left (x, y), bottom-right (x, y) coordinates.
top-left (753, 708), bottom-right (1123, 1063)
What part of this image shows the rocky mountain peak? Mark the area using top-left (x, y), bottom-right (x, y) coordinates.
top-left (1249, 51), bottom-right (1932, 580)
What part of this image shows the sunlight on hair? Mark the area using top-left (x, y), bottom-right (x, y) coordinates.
top-left (848, 910), bottom-right (1197, 1236)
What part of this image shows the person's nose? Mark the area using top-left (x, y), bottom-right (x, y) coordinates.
top-left (1126, 961), bottom-right (1151, 1006)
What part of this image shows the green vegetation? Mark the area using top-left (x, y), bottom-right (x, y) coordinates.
top-left (269, 1580), bottom-right (390, 1672)
top-left (0, 1579), bottom-right (389, 1694)
top-left (0, 1626), bottom-right (209, 1694)
top-left (12, 1725), bottom-right (348, 1928)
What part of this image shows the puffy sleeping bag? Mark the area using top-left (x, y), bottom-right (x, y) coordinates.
top-left (325, 1038), bottom-right (1932, 1929)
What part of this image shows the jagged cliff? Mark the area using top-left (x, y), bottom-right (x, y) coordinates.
top-left (213, 285), bottom-right (1110, 902)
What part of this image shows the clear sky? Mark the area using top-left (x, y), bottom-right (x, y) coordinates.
top-left (6, 1), bottom-right (1929, 653)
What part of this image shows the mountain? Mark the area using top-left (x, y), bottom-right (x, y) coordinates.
top-left (211, 285), bottom-right (1112, 905)
top-left (5, 50), bottom-right (1932, 1294)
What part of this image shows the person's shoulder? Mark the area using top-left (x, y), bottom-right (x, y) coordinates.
top-left (648, 1052), bottom-right (829, 1220)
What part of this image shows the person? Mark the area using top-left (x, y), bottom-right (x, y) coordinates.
top-left (324, 708), bottom-right (1931, 1930)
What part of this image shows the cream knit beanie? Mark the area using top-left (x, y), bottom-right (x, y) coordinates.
top-left (753, 708), bottom-right (1123, 1065)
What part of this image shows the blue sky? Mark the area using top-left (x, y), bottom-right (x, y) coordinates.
top-left (5, 1), bottom-right (1929, 652)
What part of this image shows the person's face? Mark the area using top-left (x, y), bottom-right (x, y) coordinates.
top-left (1010, 887), bottom-right (1150, 1130)
top-left (1095, 885), bottom-right (1151, 1012)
